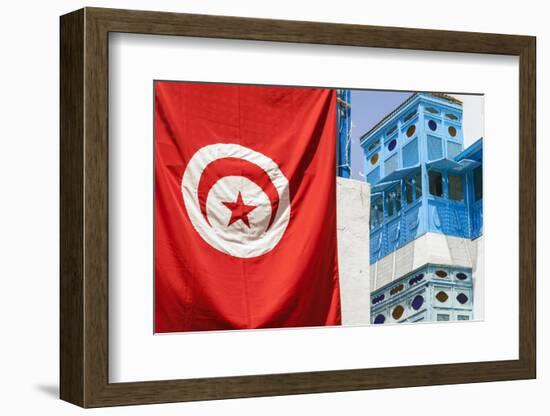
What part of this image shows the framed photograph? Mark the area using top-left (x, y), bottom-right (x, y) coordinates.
top-left (60, 7), bottom-right (536, 408)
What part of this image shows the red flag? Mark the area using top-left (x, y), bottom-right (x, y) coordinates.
top-left (154, 82), bottom-right (340, 332)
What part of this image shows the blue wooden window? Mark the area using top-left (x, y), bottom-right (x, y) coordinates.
top-left (405, 172), bottom-right (422, 204)
top-left (370, 195), bottom-right (384, 229)
top-left (385, 186), bottom-right (402, 218)
top-left (429, 170), bottom-right (443, 197)
top-left (448, 174), bottom-right (464, 201)
top-left (474, 166), bottom-right (482, 201)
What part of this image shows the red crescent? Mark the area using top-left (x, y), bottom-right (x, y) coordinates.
top-left (197, 157), bottom-right (281, 231)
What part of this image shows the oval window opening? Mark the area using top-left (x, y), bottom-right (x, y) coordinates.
top-left (374, 314), bottom-right (386, 324)
top-left (456, 272), bottom-right (468, 280)
top-left (390, 284), bottom-right (404, 296)
top-left (388, 139), bottom-right (397, 151)
top-left (448, 126), bottom-right (457, 137)
top-left (411, 295), bottom-right (424, 311)
top-left (392, 305), bottom-right (405, 320)
top-left (409, 273), bottom-right (424, 286)
top-left (406, 125), bottom-right (416, 137)
top-left (436, 291), bottom-right (449, 303)
top-left (428, 120), bottom-right (437, 131)
top-left (370, 153), bottom-right (379, 165)
top-left (372, 294), bottom-right (385, 304)
top-left (435, 270), bottom-right (448, 278)
top-left (457, 293), bottom-right (469, 304)
top-left (404, 112), bottom-right (417, 122)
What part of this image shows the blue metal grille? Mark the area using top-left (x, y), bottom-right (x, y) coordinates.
top-left (385, 153), bottom-right (399, 176)
top-left (428, 135), bottom-right (443, 160)
top-left (402, 138), bottom-right (419, 167)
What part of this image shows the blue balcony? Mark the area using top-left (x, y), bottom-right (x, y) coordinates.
top-left (361, 93), bottom-right (483, 264)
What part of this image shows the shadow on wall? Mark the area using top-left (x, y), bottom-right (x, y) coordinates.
top-left (34, 384), bottom-right (58, 399)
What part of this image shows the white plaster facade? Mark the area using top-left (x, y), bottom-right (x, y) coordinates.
top-left (336, 177), bottom-right (371, 325)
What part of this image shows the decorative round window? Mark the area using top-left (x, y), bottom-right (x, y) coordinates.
top-left (428, 120), bottom-right (437, 131)
top-left (456, 272), bottom-right (468, 280)
top-left (448, 126), bottom-right (457, 137)
top-left (372, 294), bottom-right (385, 304)
top-left (370, 153), bottom-right (379, 165)
top-left (411, 295), bottom-right (424, 311)
top-left (390, 284), bottom-right (404, 296)
top-left (409, 273), bottom-right (424, 286)
top-left (456, 293), bottom-right (469, 304)
top-left (406, 125), bottom-right (416, 137)
top-left (388, 139), bottom-right (397, 151)
top-left (436, 291), bottom-right (449, 303)
top-left (374, 314), bottom-right (386, 324)
top-left (392, 305), bottom-right (405, 320)
top-left (435, 270), bottom-right (448, 278)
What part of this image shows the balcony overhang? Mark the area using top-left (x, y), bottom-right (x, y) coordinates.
top-left (427, 158), bottom-right (480, 173)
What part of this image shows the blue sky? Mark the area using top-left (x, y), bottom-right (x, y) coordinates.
top-left (347, 90), bottom-right (484, 181)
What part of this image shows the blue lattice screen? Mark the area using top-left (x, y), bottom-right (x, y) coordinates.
top-left (447, 141), bottom-right (462, 160)
top-left (385, 153), bottom-right (399, 176)
top-left (402, 138), bottom-right (419, 167)
top-left (428, 135), bottom-right (443, 160)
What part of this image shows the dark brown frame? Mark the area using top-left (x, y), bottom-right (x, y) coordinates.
top-left (60, 7), bottom-right (536, 408)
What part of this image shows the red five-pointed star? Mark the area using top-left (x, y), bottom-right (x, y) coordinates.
top-left (222, 192), bottom-right (257, 228)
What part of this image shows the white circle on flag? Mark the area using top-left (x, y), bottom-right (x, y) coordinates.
top-left (181, 143), bottom-right (291, 258)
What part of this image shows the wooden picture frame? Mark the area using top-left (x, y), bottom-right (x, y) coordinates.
top-left (60, 7), bottom-right (536, 408)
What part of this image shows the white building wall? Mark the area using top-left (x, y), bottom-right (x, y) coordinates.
top-left (336, 178), bottom-right (371, 325)
top-left (472, 236), bottom-right (484, 320)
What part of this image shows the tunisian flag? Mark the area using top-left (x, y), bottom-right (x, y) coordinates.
top-left (154, 82), bottom-right (340, 333)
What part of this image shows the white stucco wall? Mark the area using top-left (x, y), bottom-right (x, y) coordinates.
top-left (336, 178), bottom-right (371, 325)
